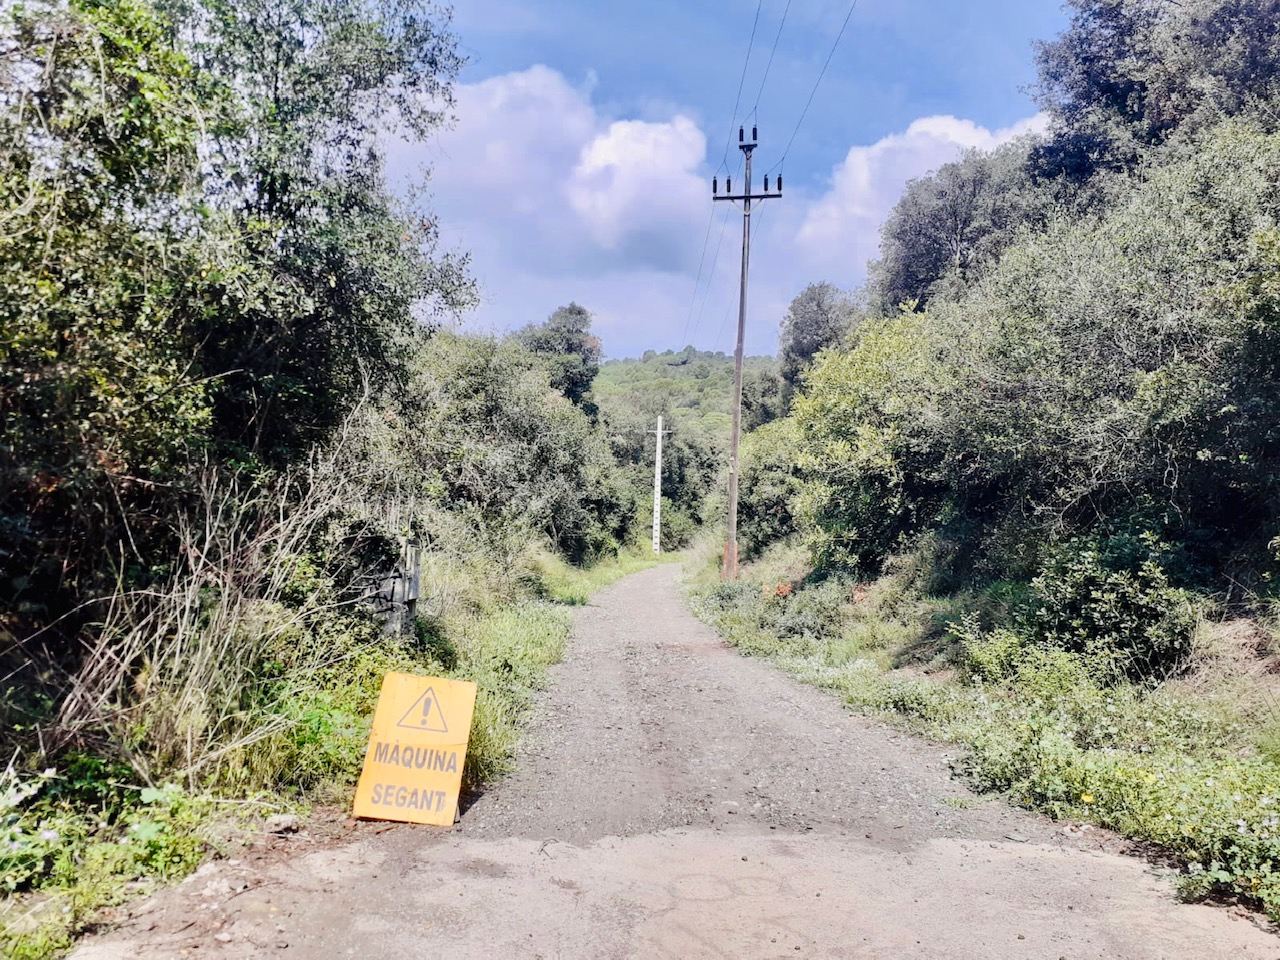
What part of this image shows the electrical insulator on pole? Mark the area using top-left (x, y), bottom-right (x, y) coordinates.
top-left (712, 126), bottom-right (782, 580)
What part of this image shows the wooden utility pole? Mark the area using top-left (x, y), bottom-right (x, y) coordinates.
top-left (713, 126), bottom-right (782, 579)
top-left (651, 415), bottom-right (666, 554)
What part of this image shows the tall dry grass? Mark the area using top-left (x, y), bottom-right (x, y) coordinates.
top-left (55, 436), bottom-right (387, 786)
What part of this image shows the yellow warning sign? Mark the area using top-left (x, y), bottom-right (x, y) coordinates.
top-left (352, 672), bottom-right (477, 826)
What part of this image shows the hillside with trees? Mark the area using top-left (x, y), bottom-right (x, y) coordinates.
top-left (593, 348), bottom-right (777, 548)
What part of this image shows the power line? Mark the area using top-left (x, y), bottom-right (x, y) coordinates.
top-left (689, 151), bottom-right (747, 346)
top-left (770, 0), bottom-right (861, 173)
top-left (713, 202), bottom-right (771, 352)
top-left (717, 0), bottom-right (764, 172)
top-left (713, 300), bottom-right (735, 352)
top-left (682, 1), bottom-right (763, 347)
top-left (690, 192), bottom-right (738, 346)
top-left (750, 0), bottom-right (792, 117)
top-left (679, 208), bottom-right (719, 347)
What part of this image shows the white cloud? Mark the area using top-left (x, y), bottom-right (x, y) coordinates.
top-left (392, 64), bottom-right (1045, 355)
top-left (567, 116), bottom-right (706, 265)
top-left (397, 66), bottom-right (707, 281)
top-left (794, 113), bottom-right (1048, 280)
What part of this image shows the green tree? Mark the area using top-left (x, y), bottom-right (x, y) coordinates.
top-left (1032, 0), bottom-right (1280, 180)
top-left (794, 120), bottom-right (1280, 579)
top-left (871, 142), bottom-right (1049, 312)
top-left (161, 0), bottom-right (474, 459)
top-left (1, 0), bottom-right (213, 623)
top-left (395, 333), bottom-right (633, 562)
top-left (513, 302), bottom-right (603, 412)
top-left (738, 419), bottom-right (804, 557)
top-left (741, 368), bottom-right (783, 431)
top-left (0, 0), bottom-right (473, 646)
top-left (777, 283), bottom-right (858, 408)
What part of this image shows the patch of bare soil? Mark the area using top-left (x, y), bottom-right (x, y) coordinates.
top-left (73, 567), bottom-right (1280, 959)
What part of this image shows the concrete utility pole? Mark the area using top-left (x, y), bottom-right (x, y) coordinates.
top-left (713, 126), bottom-right (782, 580)
top-left (651, 415), bottom-right (665, 554)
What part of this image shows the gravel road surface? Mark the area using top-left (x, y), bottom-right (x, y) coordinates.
top-left (74, 565), bottom-right (1280, 959)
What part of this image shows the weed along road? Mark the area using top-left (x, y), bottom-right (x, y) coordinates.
top-left (74, 567), bottom-right (1278, 959)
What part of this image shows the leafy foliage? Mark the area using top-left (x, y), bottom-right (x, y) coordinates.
top-left (1032, 0), bottom-right (1280, 180)
top-left (788, 119), bottom-right (1280, 589)
top-left (1028, 535), bottom-right (1197, 680)
top-left (870, 141), bottom-right (1051, 311)
top-left (0, 0), bottom-right (473, 661)
top-left (513, 302), bottom-right (602, 412)
top-left (595, 347), bottom-right (776, 549)
top-left (777, 282), bottom-right (858, 405)
top-left (396, 332), bottom-right (633, 563)
top-left (737, 419), bottom-right (804, 559)
top-left (1, 0), bottom-right (214, 628)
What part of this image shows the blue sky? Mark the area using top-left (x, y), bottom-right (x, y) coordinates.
top-left (396, 0), bottom-right (1068, 357)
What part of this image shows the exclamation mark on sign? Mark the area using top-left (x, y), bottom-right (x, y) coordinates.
top-left (396, 685), bottom-right (448, 732)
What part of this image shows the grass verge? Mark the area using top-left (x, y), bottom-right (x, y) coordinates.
top-left (527, 545), bottom-right (672, 606)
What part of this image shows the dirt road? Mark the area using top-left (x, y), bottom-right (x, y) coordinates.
top-left (75, 566), bottom-right (1279, 959)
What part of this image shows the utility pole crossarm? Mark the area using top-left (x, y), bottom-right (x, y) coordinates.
top-left (714, 125), bottom-right (782, 582)
top-left (712, 192), bottom-right (782, 203)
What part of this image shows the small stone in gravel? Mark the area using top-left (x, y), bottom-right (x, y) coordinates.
top-left (266, 815), bottom-right (300, 834)
top-left (214, 932), bottom-right (233, 943)
top-left (199, 879), bottom-right (234, 898)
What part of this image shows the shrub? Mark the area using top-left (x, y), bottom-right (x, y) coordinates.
top-left (738, 419), bottom-right (805, 558)
top-left (760, 578), bottom-right (850, 642)
top-left (1029, 535), bottom-right (1197, 680)
top-left (959, 618), bottom-right (1026, 683)
top-left (658, 499), bottom-right (699, 551)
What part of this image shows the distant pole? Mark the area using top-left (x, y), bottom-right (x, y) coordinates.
top-left (713, 126), bottom-right (782, 580)
top-left (652, 415), bottom-right (664, 554)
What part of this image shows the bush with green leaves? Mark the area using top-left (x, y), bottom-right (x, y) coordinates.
top-left (1028, 537), bottom-right (1197, 680)
top-left (761, 578), bottom-right (851, 643)
top-left (790, 308), bottom-right (955, 572)
top-left (787, 120), bottom-right (1280, 590)
top-left (738, 419), bottom-right (806, 558)
top-left (395, 332), bottom-right (636, 563)
top-left (0, 0), bottom-right (476, 765)
top-left (2, 768), bottom-right (214, 943)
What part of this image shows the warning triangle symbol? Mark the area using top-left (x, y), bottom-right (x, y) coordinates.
top-left (396, 686), bottom-right (449, 733)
